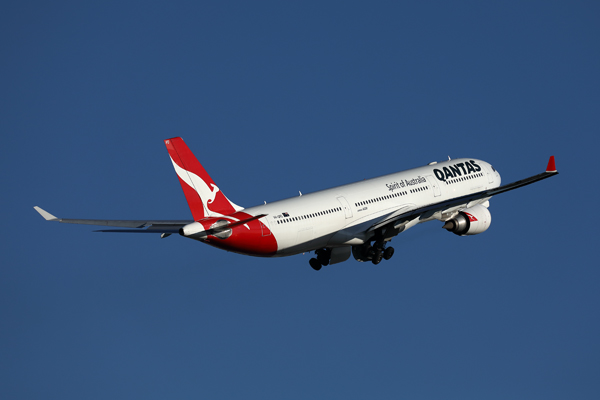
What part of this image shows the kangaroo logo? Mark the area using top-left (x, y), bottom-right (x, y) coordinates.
top-left (170, 157), bottom-right (237, 218)
top-left (197, 182), bottom-right (220, 208)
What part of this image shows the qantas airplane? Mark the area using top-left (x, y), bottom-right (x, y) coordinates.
top-left (34, 137), bottom-right (558, 270)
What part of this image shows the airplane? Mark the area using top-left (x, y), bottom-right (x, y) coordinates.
top-left (34, 137), bottom-right (558, 270)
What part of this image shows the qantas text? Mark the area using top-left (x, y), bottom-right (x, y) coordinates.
top-left (433, 160), bottom-right (481, 182)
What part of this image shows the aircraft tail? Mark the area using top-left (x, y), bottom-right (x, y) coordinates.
top-left (165, 137), bottom-right (243, 220)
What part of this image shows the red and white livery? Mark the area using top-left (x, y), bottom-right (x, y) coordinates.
top-left (35, 137), bottom-right (558, 270)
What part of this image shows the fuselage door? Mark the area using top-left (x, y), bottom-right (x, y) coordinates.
top-left (337, 196), bottom-right (353, 219)
top-left (426, 175), bottom-right (441, 197)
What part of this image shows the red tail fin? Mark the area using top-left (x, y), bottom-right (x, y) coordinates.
top-left (165, 137), bottom-right (242, 220)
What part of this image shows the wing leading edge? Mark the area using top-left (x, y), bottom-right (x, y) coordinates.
top-left (369, 156), bottom-right (558, 232)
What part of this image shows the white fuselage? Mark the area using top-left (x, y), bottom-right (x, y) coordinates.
top-left (242, 158), bottom-right (501, 256)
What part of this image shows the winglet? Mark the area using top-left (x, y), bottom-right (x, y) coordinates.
top-left (34, 206), bottom-right (59, 221)
top-left (546, 156), bottom-right (557, 173)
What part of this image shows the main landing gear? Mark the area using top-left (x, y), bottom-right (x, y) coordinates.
top-left (309, 248), bottom-right (331, 271)
top-left (309, 242), bottom-right (396, 270)
top-left (368, 241), bottom-right (395, 265)
top-left (350, 239), bottom-right (395, 265)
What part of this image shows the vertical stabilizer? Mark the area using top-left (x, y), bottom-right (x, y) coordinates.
top-left (165, 137), bottom-right (243, 220)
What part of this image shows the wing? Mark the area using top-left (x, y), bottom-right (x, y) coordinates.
top-left (33, 206), bottom-right (192, 234)
top-left (369, 156), bottom-right (558, 233)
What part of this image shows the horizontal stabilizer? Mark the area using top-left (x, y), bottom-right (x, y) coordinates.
top-left (180, 214), bottom-right (267, 238)
top-left (220, 214), bottom-right (267, 230)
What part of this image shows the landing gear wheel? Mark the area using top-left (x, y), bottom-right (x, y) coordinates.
top-left (309, 258), bottom-right (322, 271)
top-left (317, 255), bottom-right (330, 266)
top-left (365, 246), bottom-right (374, 259)
top-left (316, 248), bottom-right (331, 266)
top-left (372, 249), bottom-right (383, 265)
top-left (383, 247), bottom-right (395, 260)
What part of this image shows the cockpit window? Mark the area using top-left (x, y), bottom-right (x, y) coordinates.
top-left (491, 165), bottom-right (496, 172)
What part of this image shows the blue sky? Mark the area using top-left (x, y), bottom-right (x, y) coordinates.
top-left (1, 1), bottom-right (599, 398)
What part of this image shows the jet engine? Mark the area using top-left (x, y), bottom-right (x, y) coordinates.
top-left (442, 204), bottom-right (491, 236)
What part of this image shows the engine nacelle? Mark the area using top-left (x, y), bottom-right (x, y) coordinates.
top-left (442, 204), bottom-right (491, 236)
